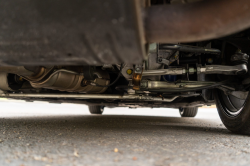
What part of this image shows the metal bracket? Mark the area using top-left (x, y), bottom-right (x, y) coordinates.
top-left (157, 58), bottom-right (170, 65)
top-left (157, 48), bottom-right (179, 66)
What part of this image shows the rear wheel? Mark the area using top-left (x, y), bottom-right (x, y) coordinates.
top-left (88, 105), bottom-right (104, 114)
top-left (179, 107), bottom-right (198, 117)
top-left (214, 89), bottom-right (250, 135)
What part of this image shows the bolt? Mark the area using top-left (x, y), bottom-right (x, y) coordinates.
top-left (136, 67), bottom-right (141, 72)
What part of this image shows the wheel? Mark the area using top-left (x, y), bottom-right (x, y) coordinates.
top-left (179, 107), bottom-right (198, 117)
top-left (214, 89), bottom-right (250, 135)
top-left (88, 105), bottom-right (104, 114)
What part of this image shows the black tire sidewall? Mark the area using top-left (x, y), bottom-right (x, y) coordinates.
top-left (179, 107), bottom-right (198, 117)
top-left (88, 105), bottom-right (104, 114)
top-left (214, 89), bottom-right (250, 134)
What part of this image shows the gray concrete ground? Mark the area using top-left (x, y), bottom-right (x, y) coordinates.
top-left (0, 99), bottom-right (250, 166)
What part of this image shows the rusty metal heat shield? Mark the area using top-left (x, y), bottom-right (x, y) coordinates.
top-left (0, 0), bottom-right (146, 66)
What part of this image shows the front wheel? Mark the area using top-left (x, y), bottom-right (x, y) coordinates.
top-left (214, 89), bottom-right (250, 135)
top-left (179, 107), bottom-right (198, 117)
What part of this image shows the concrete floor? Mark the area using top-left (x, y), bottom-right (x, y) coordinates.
top-left (0, 99), bottom-right (250, 166)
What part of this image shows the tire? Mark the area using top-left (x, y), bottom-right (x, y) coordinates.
top-left (88, 105), bottom-right (104, 114)
top-left (214, 89), bottom-right (250, 135)
top-left (179, 107), bottom-right (198, 117)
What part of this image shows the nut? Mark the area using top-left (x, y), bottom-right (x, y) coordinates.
top-left (126, 69), bottom-right (133, 75)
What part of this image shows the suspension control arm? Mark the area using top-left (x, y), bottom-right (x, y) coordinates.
top-left (142, 64), bottom-right (247, 76)
top-left (197, 64), bottom-right (248, 75)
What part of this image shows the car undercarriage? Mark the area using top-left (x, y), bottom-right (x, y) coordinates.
top-left (1, 0), bottom-right (250, 134)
